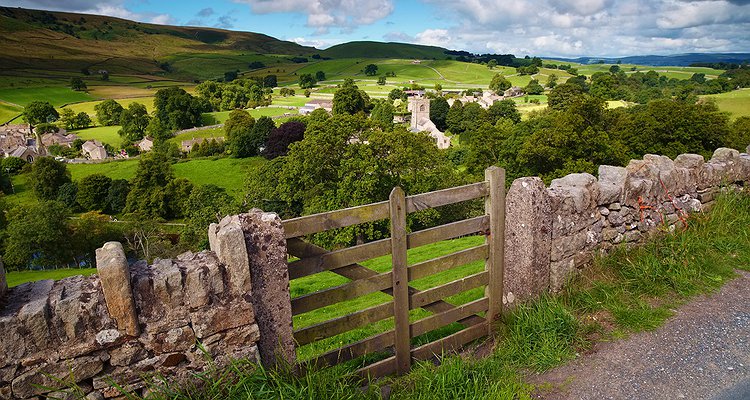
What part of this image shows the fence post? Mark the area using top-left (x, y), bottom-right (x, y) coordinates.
top-left (485, 167), bottom-right (506, 330)
top-left (390, 187), bottom-right (411, 375)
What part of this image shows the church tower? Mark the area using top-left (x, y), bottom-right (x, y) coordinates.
top-left (408, 97), bottom-right (430, 130)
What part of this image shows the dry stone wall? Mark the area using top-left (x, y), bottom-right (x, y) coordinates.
top-left (503, 147), bottom-right (750, 303)
top-left (0, 210), bottom-right (293, 400)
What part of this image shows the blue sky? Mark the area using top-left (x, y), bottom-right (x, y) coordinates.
top-left (2, 0), bottom-right (750, 57)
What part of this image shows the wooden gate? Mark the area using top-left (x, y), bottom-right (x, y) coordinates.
top-left (281, 167), bottom-right (506, 378)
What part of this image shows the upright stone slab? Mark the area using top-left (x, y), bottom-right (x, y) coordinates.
top-left (96, 242), bottom-right (139, 336)
top-left (238, 210), bottom-right (295, 367)
top-left (210, 216), bottom-right (252, 296)
top-left (0, 259), bottom-right (6, 302)
top-left (503, 177), bottom-right (552, 306)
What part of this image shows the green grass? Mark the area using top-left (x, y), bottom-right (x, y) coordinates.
top-left (63, 97), bottom-right (156, 118)
top-left (68, 159), bottom-right (140, 181)
top-left (0, 86), bottom-right (95, 106)
top-left (72, 125), bottom-right (123, 147)
top-left (172, 157), bottom-right (265, 199)
top-left (5, 268), bottom-right (97, 287)
top-left (0, 100), bottom-right (23, 123)
top-left (702, 88), bottom-right (750, 119)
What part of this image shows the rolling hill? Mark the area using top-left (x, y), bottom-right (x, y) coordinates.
top-left (321, 41), bottom-right (449, 60)
top-left (549, 53), bottom-right (750, 67)
top-left (0, 7), bottom-right (315, 79)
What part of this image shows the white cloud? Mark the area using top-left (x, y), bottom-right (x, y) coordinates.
top-left (288, 36), bottom-right (339, 49)
top-left (415, 0), bottom-right (750, 56)
top-left (235, 0), bottom-right (394, 30)
top-left (415, 29), bottom-right (450, 46)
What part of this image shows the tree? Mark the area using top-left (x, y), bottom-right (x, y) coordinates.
top-left (315, 71), bottom-right (326, 81)
top-left (224, 70), bottom-right (238, 82)
top-left (225, 110), bottom-right (257, 157)
top-left (154, 87), bottom-right (207, 131)
top-left (299, 73), bottom-right (317, 89)
top-left (119, 102), bottom-right (151, 142)
top-left (609, 65), bottom-right (621, 74)
top-left (70, 77), bottom-right (87, 91)
top-left (35, 123), bottom-right (59, 134)
top-left (124, 150), bottom-right (176, 218)
top-left (548, 83), bottom-right (585, 110)
top-left (31, 157), bottom-right (71, 200)
top-left (94, 99), bottom-right (124, 126)
top-left (24, 101), bottom-right (58, 125)
top-left (56, 182), bottom-right (79, 211)
top-left (2, 157), bottom-right (27, 174)
top-left (263, 120), bottom-right (306, 159)
top-left (465, 119), bottom-right (515, 175)
top-left (105, 179), bottom-right (130, 214)
top-left (524, 79), bottom-right (545, 95)
top-left (333, 80), bottom-right (367, 115)
top-left (249, 116), bottom-right (275, 155)
top-left (77, 174), bottom-right (112, 211)
top-left (370, 100), bottom-right (394, 131)
top-left (4, 201), bottom-right (71, 269)
top-left (364, 64), bottom-right (378, 76)
top-left (68, 211), bottom-right (124, 266)
top-left (487, 99), bottom-right (521, 124)
top-left (434, 83), bottom-right (443, 93)
top-left (430, 97), bottom-right (450, 131)
top-left (489, 74), bottom-right (511, 94)
top-left (487, 59), bottom-right (497, 69)
top-left (446, 100), bottom-right (464, 134)
top-left (145, 117), bottom-right (172, 142)
top-left (263, 75), bottom-right (278, 88)
top-left (182, 184), bottom-right (236, 248)
top-left (377, 76), bottom-right (387, 85)
top-left (74, 112), bottom-right (92, 129)
top-left (725, 116), bottom-right (750, 151)
top-left (389, 88), bottom-right (407, 102)
top-left (546, 74), bottom-right (558, 89)
top-left (59, 108), bottom-right (77, 130)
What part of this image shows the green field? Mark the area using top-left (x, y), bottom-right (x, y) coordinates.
top-left (0, 101), bottom-right (22, 123)
top-left (703, 88), bottom-right (750, 119)
top-left (72, 125), bottom-right (123, 147)
top-left (63, 97), bottom-right (156, 117)
top-left (5, 268), bottom-right (97, 288)
top-left (65, 156), bottom-right (265, 199)
top-left (202, 106), bottom-right (293, 125)
top-left (0, 86), bottom-right (94, 106)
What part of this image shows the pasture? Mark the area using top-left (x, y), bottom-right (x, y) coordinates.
top-left (63, 97), bottom-right (157, 117)
top-left (5, 268), bottom-right (97, 288)
top-left (72, 126), bottom-right (123, 147)
top-left (703, 88), bottom-right (750, 119)
top-left (0, 86), bottom-right (94, 106)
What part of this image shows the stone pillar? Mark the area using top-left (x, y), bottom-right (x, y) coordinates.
top-left (237, 210), bottom-right (295, 367)
top-left (503, 177), bottom-right (552, 307)
top-left (96, 242), bottom-right (139, 336)
top-left (0, 258), bottom-right (6, 301)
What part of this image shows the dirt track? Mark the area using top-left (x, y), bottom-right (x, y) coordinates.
top-left (529, 270), bottom-right (750, 400)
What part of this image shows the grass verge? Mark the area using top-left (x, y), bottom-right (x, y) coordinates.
top-left (77, 191), bottom-right (750, 399)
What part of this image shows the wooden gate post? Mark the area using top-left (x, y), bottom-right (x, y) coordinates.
top-left (485, 167), bottom-right (506, 330)
top-left (389, 187), bottom-right (411, 375)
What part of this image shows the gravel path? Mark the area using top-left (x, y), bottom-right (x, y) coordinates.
top-left (529, 270), bottom-right (750, 400)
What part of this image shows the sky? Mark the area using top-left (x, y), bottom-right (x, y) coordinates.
top-left (1, 0), bottom-right (749, 57)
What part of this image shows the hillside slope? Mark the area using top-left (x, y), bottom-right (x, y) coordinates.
top-left (0, 7), bottom-right (315, 78)
top-left (322, 41), bottom-right (449, 60)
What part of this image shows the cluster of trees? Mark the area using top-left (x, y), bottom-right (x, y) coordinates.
top-left (195, 80), bottom-right (269, 111)
top-left (563, 67), bottom-right (750, 105)
top-left (189, 138), bottom-right (226, 157)
top-left (223, 110), bottom-right (306, 159)
top-left (332, 79), bottom-right (371, 115)
top-left (93, 88), bottom-right (208, 147)
top-left (59, 108), bottom-right (92, 130)
top-left (247, 113), bottom-right (471, 247)
top-left (456, 87), bottom-right (750, 182)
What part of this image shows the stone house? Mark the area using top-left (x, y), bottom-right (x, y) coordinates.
top-left (137, 136), bottom-right (154, 153)
top-left (504, 86), bottom-right (525, 98)
top-left (81, 140), bottom-right (108, 160)
top-left (41, 131), bottom-right (78, 148)
top-left (299, 99), bottom-right (333, 115)
top-left (8, 146), bottom-right (40, 163)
